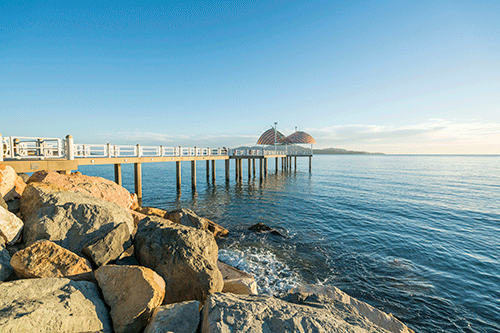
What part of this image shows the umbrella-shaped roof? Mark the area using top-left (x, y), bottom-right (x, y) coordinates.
top-left (257, 128), bottom-right (286, 145)
top-left (283, 131), bottom-right (316, 144)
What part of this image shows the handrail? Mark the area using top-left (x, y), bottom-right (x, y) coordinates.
top-left (0, 135), bottom-right (311, 161)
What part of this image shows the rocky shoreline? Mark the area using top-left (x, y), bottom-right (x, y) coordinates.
top-left (0, 164), bottom-right (415, 333)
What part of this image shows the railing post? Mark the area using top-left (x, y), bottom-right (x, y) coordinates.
top-left (65, 135), bottom-right (74, 160)
top-left (194, 146), bottom-right (197, 156)
top-left (114, 145), bottom-right (118, 157)
top-left (160, 145), bottom-right (164, 157)
top-left (136, 144), bottom-right (141, 157)
top-left (179, 146), bottom-right (182, 156)
top-left (0, 133), bottom-right (3, 161)
top-left (107, 143), bottom-right (112, 158)
top-left (208, 147), bottom-right (211, 156)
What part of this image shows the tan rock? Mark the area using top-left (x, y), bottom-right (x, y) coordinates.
top-left (218, 261), bottom-right (257, 295)
top-left (136, 206), bottom-right (169, 219)
top-left (144, 300), bottom-right (200, 333)
top-left (135, 216), bottom-right (223, 304)
top-left (10, 239), bottom-right (92, 278)
top-left (28, 170), bottom-right (136, 209)
top-left (129, 209), bottom-right (148, 230)
top-left (290, 285), bottom-right (415, 333)
top-left (0, 164), bottom-right (19, 198)
top-left (206, 219), bottom-right (229, 238)
top-left (130, 193), bottom-right (139, 210)
top-left (0, 206), bottom-right (23, 245)
top-left (4, 175), bottom-right (27, 201)
top-left (95, 265), bottom-right (165, 333)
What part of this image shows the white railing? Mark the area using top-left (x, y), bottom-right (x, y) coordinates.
top-left (0, 136), bottom-right (65, 160)
top-left (0, 135), bottom-right (311, 162)
top-left (0, 135), bottom-right (230, 161)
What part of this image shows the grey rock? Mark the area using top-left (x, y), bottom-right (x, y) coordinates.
top-left (144, 300), bottom-right (200, 333)
top-left (0, 277), bottom-right (112, 333)
top-left (201, 292), bottom-right (393, 333)
top-left (248, 222), bottom-right (284, 237)
top-left (6, 198), bottom-right (20, 214)
top-left (0, 243), bottom-right (13, 281)
top-left (167, 208), bottom-right (209, 230)
top-left (82, 222), bottom-right (132, 267)
top-left (135, 216), bottom-right (223, 304)
top-left (20, 182), bottom-right (134, 255)
top-left (17, 173), bottom-right (30, 183)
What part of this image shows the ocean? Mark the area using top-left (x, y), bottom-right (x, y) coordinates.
top-left (79, 155), bottom-right (500, 333)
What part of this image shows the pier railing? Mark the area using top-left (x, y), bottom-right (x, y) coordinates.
top-left (1, 135), bottom-right (311, 162)
top-left (1, 135), bottom-right (229, 161)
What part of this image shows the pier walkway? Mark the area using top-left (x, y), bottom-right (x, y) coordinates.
top-left (1, 135), bottom-right (312, 202)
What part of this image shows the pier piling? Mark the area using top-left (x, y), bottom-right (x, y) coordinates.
top-left (191, 160), bottom-right (196, 189)
top-left (134, 163), bottom-right (142, 204)
top-left (114, 164), bottom-right (122, 185)
top-left (211, 160), bottom-right (216, 184)
top-left (176, 161), bottom-right (181, 189)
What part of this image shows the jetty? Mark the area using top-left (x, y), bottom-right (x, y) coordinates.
top-left (0, 134), bottom-right (312, 203)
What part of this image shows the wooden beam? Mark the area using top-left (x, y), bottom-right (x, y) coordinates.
top-left (211, 159), bottom-right (216, 184)
top-left (176, 161), bottom-right (181, 189)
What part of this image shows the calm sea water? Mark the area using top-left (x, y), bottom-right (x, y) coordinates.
top-left (79, 155), bottom-right (500, 333)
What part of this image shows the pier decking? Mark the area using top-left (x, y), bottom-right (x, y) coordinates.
top-left (1, 135), bottom-right (312, 203)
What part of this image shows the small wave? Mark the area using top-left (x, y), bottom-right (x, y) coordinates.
top-left (219, 247), bottom-right (302, 296)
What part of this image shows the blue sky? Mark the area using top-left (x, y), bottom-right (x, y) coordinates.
top-left (1, 0), bottom-right (499, 154)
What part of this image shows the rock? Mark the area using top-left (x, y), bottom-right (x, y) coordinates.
top-left (167, 208), bottom-right (209, 230)
top-left (0, 243), bottom-right (13, 281)
top-left (218, 261), bottom-right (257, 295)
top-left (95, 265), bottom-right (165, 333)
top-left (114, 245), bottom-right (140, 266)
top-left (0, 195), bottom-right (7, 210)
top-left (21, 182), bottom-right (134, 254)
top-left (144, 300), bottom-right (201, 333)
top-left (206, 219), bottom-right (229, 238)
top-left (0, 206), bottom-right (23, 245)
top-left (10, 239), bottom-right (92, 279)
top-left (129, 209), bottom-right (147, 231)
top-left (6, 198), bottom-right (20, 214)
top-left (248, 222), bottom-right (284, 237)
top-left (17, 173), bottom-right (30, 182)
top-left (136, 206), bottom-right (169, 218)
top-left (28, 170), bottom-right (136, 209)
top-left (0, 277), bottom-right (112, 332)
top-left (201, 292), bottom-right (394, 333)
top-left (290, 285), bottom-right (415, 333)
top-left (0, 164), bottom-right (17, 198)
top-left (135, 216), bottom-right (223, 304)
top-left (3, 175), bottom-right (26, 201)
top-left (82, 222), bottom-right (132, 267)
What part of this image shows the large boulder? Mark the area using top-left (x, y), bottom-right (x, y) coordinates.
top-left (167, 208), bottom-right (229, 237)
top-left (290, 285), bottom-right (415, 333)
top-left (20, 182), bottom-right (134, 254)
top-left (218, 261), bottom-right (257, 295)
top-left (10, 239), bottom-right (92, 279)
top-left (202, 292), bottom-right (394, 333)
top-left (0, 242), bottom-right (13, 281)
top-left (0, 277), bottom-right (112, 332)
top-left (82, 222), bottom-right (132, 267)
top-left (144, 300), bottom-right (201, 333)
top-left (0, 206), bottom-right (23, 245)
top-left (135, 216), bottom-right (223, 304)
top-left (28, 170), bottom-right (137, 209)
top-left (95, 265), bottom-right (165, 333)
top-left (0, 164), bottom-right (26, 201)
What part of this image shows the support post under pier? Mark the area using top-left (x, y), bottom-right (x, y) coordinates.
top-left (225, 159), bottom-right (230, 182)
top-left (176, 161), bottom-right (181, 190)
top-left (114, 164), bottom-right (122, 186)
top-left (191, 160), bottom-right (196, 189)
top-left (211, 159), bottom-right (216, 184)
top-left (134, 163), bottom-right (142, 205)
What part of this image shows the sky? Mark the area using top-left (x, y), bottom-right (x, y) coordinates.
top-left (1, 0), bottom-right (499, 154)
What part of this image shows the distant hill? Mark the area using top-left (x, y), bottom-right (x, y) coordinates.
top-left (313, 148), bottom-right (384, 155)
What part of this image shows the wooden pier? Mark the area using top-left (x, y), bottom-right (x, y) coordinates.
top-left (1, 134), bottom-right (312, 203)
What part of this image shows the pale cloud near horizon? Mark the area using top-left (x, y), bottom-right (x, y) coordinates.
top-left (94, 119), bottom-right (500, 154)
